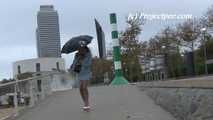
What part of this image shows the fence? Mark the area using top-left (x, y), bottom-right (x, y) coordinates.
top-left (0, 71), bottom-right (64, 120)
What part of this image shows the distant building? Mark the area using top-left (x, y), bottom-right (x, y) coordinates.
top-left (13, 58), bottom-right (65, 75)
top-left (13, 58), bottom-right (73, 92)
top-left (140, 55), bottom-right (167, 81)
top-left (36, 5), bottom-right (61, 58)
top-left (95, 19), bottom-right (107, 59)
top-left (106, 49), bottom-right (113, 60)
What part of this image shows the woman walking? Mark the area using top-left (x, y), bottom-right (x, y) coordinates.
top-left (70, 44), bottom-right (92, 112)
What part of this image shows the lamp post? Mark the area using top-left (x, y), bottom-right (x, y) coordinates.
top-left (200, 28), bottom-right (208, 75)
top-left (161, 45), bottom-right (168, 80)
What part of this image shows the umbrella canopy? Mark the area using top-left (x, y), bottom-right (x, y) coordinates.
top-left (61, 35), bottom-right (93, 54)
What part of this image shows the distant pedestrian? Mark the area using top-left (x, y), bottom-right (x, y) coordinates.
top-left (70, 44), bottom-right (92, 112)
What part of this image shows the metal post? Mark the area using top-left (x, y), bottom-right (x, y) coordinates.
top-left (13, 77), bottom-right (19, 117)
top-left (29, 80), bottom-right (35, 107)
top-left (164, 53), bottom-right (169, 79)
top-left (49, 74), bottom-right (54, 95)
top-left (41, 79), bottom-right (45, 100)
top-left (203, 32), bottom-right (208, 75)
top-left (109, 13), bottom-right (128, 85)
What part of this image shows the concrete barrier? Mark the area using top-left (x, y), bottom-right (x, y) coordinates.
top-left (138, 76), bottom-right (213, 120)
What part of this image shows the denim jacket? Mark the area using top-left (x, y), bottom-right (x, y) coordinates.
top-left (70, 52), bottom-right (92, 80)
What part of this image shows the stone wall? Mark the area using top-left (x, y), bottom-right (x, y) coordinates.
top-left (138, 76), bottom-right (213, 120)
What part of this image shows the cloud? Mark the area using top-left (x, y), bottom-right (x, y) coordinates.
top-left (0, 45), bottom-right (36, 79)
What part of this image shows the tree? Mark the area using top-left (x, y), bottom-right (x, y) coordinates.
top-left (119, 16), bottom-right (145, 82)
top-left (0, 78), bottom-right (15, 98)
top-left (91, 57), bottom-right (113, 84)
top-left (177, 20), bottom-right (201, 51)
top-left (177, 20), bottom-right (201, 75)
top-left (1, 79), bottom-right (10, 84)
top-left (201, 5), bottom-right (213, 29)
top-left (147, 27), bottom-right (184, 78)
top-left (195, 34), bottom-right (213, 74)
top-left (140, 4), bottom-right (213, 79)
top-left (146, 37), bottom-right (159, 56)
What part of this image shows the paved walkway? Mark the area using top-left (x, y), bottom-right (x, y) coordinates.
top-left (16, 85), bottom-right (176, 120)
top-left (0, 108), bottom-right (13, 120)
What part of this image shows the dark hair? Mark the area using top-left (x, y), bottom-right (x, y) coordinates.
top-left (84, 46), bottom-right (90, 53)
top-left (79, 46), bottom-right (91, 53)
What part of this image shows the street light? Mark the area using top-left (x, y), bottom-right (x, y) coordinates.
top-left (161, 45), bottom-right (168, 79)
top-left (200, 27), bottom-right (208, 75)
top-left (201, 28), bottom-right (207, 32)
top-left (161, 45), bottom-right (166, 49)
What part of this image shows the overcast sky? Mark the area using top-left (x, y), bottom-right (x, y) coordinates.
top-left (0, 0), bottom-right (212, 80)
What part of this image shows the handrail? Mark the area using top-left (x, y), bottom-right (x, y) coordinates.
top-left (0, 71), bottom-right (63, 88)
top-left (0, 71), bottom-right (67, 120)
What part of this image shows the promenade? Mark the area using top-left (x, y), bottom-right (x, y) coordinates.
top-left (15, 85), bottom-right (175, 120)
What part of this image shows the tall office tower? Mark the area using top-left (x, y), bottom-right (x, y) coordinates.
top-left (95, 19), bottom-right (106, 59)
top-left (36, 5), bottom-right (61, 58)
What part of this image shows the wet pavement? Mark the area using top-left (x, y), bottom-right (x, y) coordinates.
top-left (16, 85), bottom-right (176, 120)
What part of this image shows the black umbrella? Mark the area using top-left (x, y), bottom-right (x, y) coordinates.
top-left (61, 35), bottom-right (93, 54)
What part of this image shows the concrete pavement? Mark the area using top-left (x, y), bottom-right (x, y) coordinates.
top-left (15, 85), bottom-right (176, 120)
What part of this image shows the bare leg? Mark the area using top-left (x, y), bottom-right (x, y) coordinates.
top-left (83, 81), bottom-right (89, 107)
top-left (79, 81), bottom-right (90, 107)
top-left (79, 81), bottom-right (86, 105)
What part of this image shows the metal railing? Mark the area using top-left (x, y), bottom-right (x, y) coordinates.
top-left (0, 71), bottom-right (63, 120)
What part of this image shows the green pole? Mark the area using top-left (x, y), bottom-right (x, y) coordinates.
top-left (109, 13), bottom-right (128, 85)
